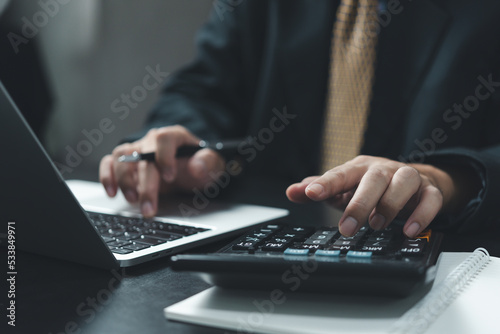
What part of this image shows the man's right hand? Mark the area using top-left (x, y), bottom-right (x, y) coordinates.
top-left (99, 125), bottom-right (226, 218)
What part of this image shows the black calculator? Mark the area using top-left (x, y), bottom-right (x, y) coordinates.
top-left (171, 220), bottom-right (443, 297)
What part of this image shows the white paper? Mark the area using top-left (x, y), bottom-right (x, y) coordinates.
top-left (165, 252), bottom-right (500, 334)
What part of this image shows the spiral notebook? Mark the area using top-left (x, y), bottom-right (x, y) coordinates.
top-left (165, 249), bottom-right (499, 334)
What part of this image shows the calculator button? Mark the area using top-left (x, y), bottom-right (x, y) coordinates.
top-left (304, 238), bottom-right (329, 246)
top-left (362, 239), bottom-right (390, 254)
top-left (361, 245), bottom-right (387, 254)
top-left (315, 250), bottom-right (341, 257)
top-left (347, 251), bottom-right (372, 258)
top-left (232, 241), bottom-right (259, 250)
top-left (244, 236), bottom-right (261, 242)
top-left (405, 238), bottom-right (427, 246)
top-left (282, 227), bottom-right (312, 235)
top-left (399, 247), bottom-right (425, 256)
top-left (284, 248), bottom-right (310, 256)
top-left (332, 239), bottom-right (358, 247)
top-left (264, 224), bottom-right (281, 230)
top-left (304, 230), bottom-right (337, 246)
top-left (399, 239), bottom-right (426, 256)
top-left (276, 233), bottom-right (300, 239)
top-left (365, 236), bottom-right (390, 245)
top-left (261, 242), bottom-right (289, 251)
top-left (369, 230), bottom-right (394, 238)
top-left (337, 228), bottom-right (367, 242)
top-left (354, 226), bottom-right (369, 236)
top-left (258, 229), bottom-right (275, 234)
top-left (330, 245), bottom-right (354, 252)
top-left (272, 237), bottom-right (294, 244)
top-left (365, 241), bottom-right (390, 249)
top-left (298, 244), bottom-right (322, 250)
top-left (337, 235), bottom-right (356, 241)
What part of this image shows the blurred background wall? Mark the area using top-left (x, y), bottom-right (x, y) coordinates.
top-left (1, 0), bottom-right (213, 180)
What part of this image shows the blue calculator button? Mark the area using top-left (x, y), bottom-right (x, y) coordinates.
top-left (315, 250), bottom-right (341, 257)
top-left (284, 248), bottom-right (310, 256)
top-left (346, 251), bottom-right (373, 258)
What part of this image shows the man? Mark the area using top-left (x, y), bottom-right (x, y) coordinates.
top-left (100, 0), bottom-right (500, 238)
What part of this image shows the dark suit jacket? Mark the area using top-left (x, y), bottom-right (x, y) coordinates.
top-left (140, 0), bottom-right (500, 233)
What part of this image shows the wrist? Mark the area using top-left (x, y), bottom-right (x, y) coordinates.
top-left (409, 163), bottom-right (481, 215)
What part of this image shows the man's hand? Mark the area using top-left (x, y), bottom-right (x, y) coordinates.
top-left (99, 125), bottom-right (225, 217)
top-left (286, 155), bottom-right (476, 238)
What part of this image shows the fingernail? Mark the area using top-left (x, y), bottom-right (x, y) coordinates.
top-left (191, 159), bottom-right (207, 178)
top-left (162, 167), bottom-right (174, 182)
top-left (141, 201), bottom-right (154, 217)
top-left (125, 190), bottom-right (138, 203)
top-left (306, 184), bottom-right (325, 198)
top-left (105, 186), bottom-right (115, 197)
top-left (370, 214), bottom-right (386, 230)
top-left (340, 216), bottom-right (358, 236)
top-left (405, 222), bottom-right (421, 238)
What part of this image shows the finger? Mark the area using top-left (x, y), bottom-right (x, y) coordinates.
top-left (156, 126), bottom-right (200, 183)
top-left (188, 148), bottom-right (226, 182)
top-left (403, 185), bottom-right (443, 238)
top-left (339, 166), bottom-right (392, 236)
top-left (168, 148), bottom-right (228, 193)
top-left (286, 183), bottom-right (311, 203)
top-left (286, 176), bottom-right (321, 203)
top-left (287, 176), bottom-right (352, 205)
top-left (99, 155), bottom-right (117, 197)
top-left (112, 144), bottom-right (139, 203)
top-left (326, 190), bottom-right (354, 210)
top-left (369, 166), bottom-right (422, 230)
top-left (301, 176), bottom-right (322, 184)
top-left (172, 149), bottom-right (226, 191)
top-left (137, 160), bottom-right (160, 218)
top-left (305, 164), bottom-right (367, 201)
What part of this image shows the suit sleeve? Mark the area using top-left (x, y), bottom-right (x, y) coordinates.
top-left (423, 147), bottom-right (500, 234)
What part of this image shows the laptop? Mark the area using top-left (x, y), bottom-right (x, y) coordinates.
top-left (0, 81), bottom-right (288, 269)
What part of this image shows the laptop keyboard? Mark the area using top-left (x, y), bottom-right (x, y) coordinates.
top-left (88, 212), bottom-right (211, 255)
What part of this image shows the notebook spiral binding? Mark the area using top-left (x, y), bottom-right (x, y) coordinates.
top-left (390, 248), bottom-right (490, 334)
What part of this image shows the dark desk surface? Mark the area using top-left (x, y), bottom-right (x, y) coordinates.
top-left (3, 177), bottom-right (500, 334)
top-left (4, 232), bottom-right (500, 334)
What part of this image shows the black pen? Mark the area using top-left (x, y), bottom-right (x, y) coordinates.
top-left (117, 139), bottom-right (248, 162)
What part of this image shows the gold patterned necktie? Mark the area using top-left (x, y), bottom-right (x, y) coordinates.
top-left (320, 0), bottom-right (379, 173)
